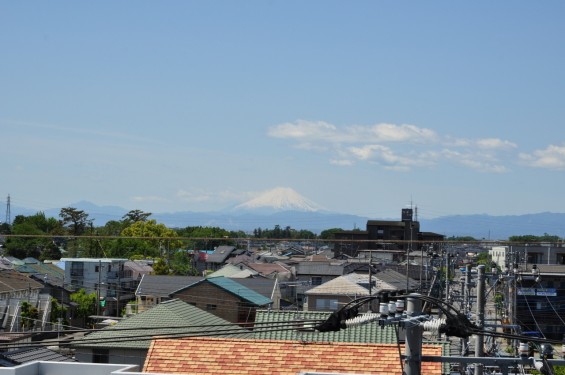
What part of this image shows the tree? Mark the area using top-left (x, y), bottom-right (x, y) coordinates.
top-left (40, 241), bottom-right (62, 261)
top-left (447, 236), bottom-right (477, 242)
top-left (59, 207), bottom-right (91, 236)
top-left (70, 288), bottom-right (97, 327)
top-left (50, 298), bottom-right (68, 327)
top-left (508, 234), bottom-right (561, 243)
top-left (169, 251), bottom-right (198, 276)
top-left (0, 221), bottom-right (11, 235)
top-left (176, 226), bottom-right (231, 249)
top-left (319, 228), bottom-right (344, 240)
top-left (152, 258), bottom-right (170, 275)
top-left (121, 220), bottom-right (182, 258)
top-left (5, 213), bottom-right (64, 259)
top-left (20, 301), bottom-right (39, 330)
top-left (122, 209), bottom-right (152, 223)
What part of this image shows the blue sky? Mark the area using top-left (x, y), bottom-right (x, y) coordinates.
top-left (1, 1), bottom-right (564, 220)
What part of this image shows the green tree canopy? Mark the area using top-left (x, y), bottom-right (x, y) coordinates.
top-left (175, 226), bottom-right (232, 249)
top-left (319, 228), bottom-right (344, 240)
top-left (70, 288), bottom-right (97, 327)
top-left (122, 209), bottom-right (152, 223)
top-left (59, 207), bottom-right (91, 236)
top-left (508, 233), bottom-right (561, 243)
top-left (4, 213), bottom-right (64, 259)
top-left (120, 219), bottom-right (182, 258)
top-left (152, 258), bottom-right (170, 275)
top-left (20, 301), bottom-right (39, 330)
top-left (252, 225), bottom-right (316, 240)
top-left (446, 236), bottom-right (477, 242)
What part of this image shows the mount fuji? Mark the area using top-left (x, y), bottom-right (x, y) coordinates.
top-left (232, 187), bottom-right (323, 214)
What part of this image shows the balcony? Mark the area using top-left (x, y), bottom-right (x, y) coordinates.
top-left (106, 270), bottom-right (133, 280)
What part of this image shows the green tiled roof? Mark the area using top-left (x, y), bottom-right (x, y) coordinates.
top-left (253, 310), bottom-right (450, 354)
top-left (253, 310), bottom-right (450, 372)
top-left (72, 299), bottom-right (251, 349)
top-left (253, 310), bottom-right (398, 343)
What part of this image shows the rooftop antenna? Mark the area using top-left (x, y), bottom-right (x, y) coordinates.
top-left (5, 194), bottom-right (10, 225)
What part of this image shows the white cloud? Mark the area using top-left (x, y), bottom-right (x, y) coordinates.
top-left (349, 123), bottom-right (437, 143)
top-left (519, 144), bottom-right (565, 170)
top-left (476, 138), bottom-right (517, 150)
top-left (268, 120), bottom-right (339, 141)
top-left (269, 120), bottom-right (437, 144)
top-left (442, 149), bottom-right (509, 173)
top-left (330, 159), bottom-right (354, 166)
top-left (268, 119), bottom-right (519, 172)
top-left (349, 145), bottom-right (437, 168)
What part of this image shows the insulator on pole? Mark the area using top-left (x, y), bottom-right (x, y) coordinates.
top-left (344, 313), bottom-right (381, 328)
top-left (422, 318), bottom-right (446, 332)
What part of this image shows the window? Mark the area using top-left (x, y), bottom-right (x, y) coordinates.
top-left (93, 349), bottom-right (109, 363)
top-left (311, 276), bottom-right (322, 286)
top-left (70, 262), bottom-right (84, 277)
top-left (315, 298), bottom-right (338, 311)
top-left (527, 253), bottom-right (542, 264)
top-left (206, 304), bottom-right (217, 311)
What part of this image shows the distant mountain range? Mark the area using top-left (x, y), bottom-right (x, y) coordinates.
top-left (3, 188), bottom-right (565, 240)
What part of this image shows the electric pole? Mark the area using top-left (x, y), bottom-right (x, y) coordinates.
top-left (475, 265), bottom-right (486, 375)
top-left (404, 294), bottom-right (423, 375)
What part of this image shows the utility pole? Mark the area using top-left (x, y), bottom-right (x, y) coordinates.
top-left (461, 263), bottom-right (472, 365)
top-left (475, 265), bottom-right (486, 375)
top-left (404, 294), bottom-right (423, 375)
top-left (97, 260), bottom-right (101, 316)
top-left (445, 252), bottom-right (450, 301)
top-left (465, 264), bottom-right (472, 312)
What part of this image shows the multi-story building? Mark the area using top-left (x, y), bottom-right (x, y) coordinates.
top-left (334, 209), bottom-right (444, 259)
top-left (489, 246), bottom-right (510, 272)
top-left (513, 263), bottom-right (565, 340)
top-left (61, 258), bottom-right (133, 317)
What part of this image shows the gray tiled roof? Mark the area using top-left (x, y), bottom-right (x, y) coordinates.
top-left (0, 346), bottom-right (77, 365)
top-left (294, 261), bottom-right (350, 276)
top-left (0, 269), bottom-right (43, 293)
top-left (72, 299), bottom-right (251, 349)
top-left (206, 246), bottom-right (237, 264)
top-left (374, 268), bottom-right (420, 291)
top-left (18, 262), bottom-right (65, 288)
top-left (135, 274), bottom-right (203, 297)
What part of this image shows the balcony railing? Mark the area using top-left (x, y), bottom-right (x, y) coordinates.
top-left (107, 270), bottom-right (133, 280)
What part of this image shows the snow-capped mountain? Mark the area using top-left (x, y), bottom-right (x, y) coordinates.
top-left (232, 187), bottom-right (323, 213)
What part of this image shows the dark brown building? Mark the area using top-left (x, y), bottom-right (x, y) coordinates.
top-left (334, 209), bottom-right (443, 259)
top-left (169, 276), bottom-right (272, 326)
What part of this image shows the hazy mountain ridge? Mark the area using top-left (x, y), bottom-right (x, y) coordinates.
top-left (4, 200), bottom-right (565, 239)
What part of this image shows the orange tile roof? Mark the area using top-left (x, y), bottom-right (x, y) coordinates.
top-left (144, 337), bottom-right (442, 375)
